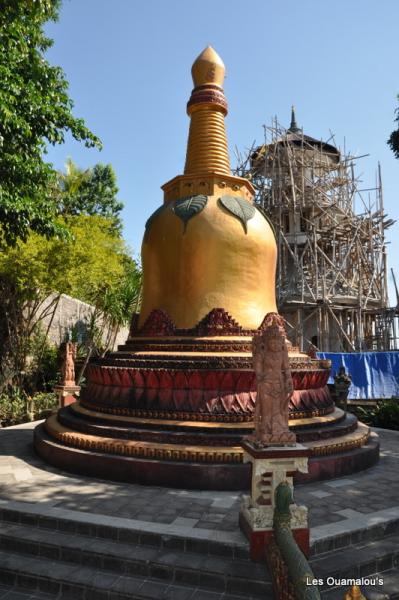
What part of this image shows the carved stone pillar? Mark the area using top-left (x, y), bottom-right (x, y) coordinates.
top-left (55, 342), bottom-right (80, 408)
top-left (239, 440), bottom-right (310, 561)
top-left (54, 384), bottom-right (81, 408)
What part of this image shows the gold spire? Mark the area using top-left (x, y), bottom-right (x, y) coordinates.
top-left (191, 46), bottom-right (225, 88)
top-left (343, 586), bottom-right (366, 600)
top-left (184, 46), bottom-right (231, 176)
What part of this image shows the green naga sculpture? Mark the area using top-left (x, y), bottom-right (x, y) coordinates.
top-left (273, 482), bottom-right (321, 600)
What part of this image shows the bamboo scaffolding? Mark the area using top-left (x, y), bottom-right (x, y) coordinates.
top-left (235, 117), bottom-right (398, 351)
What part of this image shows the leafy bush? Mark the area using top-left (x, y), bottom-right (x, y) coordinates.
top-left (0, 388), bottom-right (57, 427)
top-left (0, 387), bottom-right (28, 426)
top-left (28, 329), bottom-right (60, 392)
top-left (356, 398), bottom-right (399, 430)
top-left (30, 392), bottom-right (58, 419)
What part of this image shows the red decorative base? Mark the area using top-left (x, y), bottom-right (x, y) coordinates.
top-left (239, 512), bottom-right (310, 561)
top-left (60, 395), bottom-right (76, 407)
top-left (34, 309), bottom-right (378, 490)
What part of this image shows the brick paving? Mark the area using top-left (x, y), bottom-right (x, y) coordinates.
top-left (0, 421), bottom-right (398, 541)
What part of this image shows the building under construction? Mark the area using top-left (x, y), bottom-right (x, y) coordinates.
top-left (236, 109), bottom-right (398, 352)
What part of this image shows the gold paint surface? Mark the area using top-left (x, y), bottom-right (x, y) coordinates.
top-left (191, 46), bottom-right (225, 88)
top-left (140, 193), bottom-right (277, 329)
top-left (46, 413), bottom-right (370, 461)
top-left (140, 49), bottom-right (277, 329)
top-left (305, 423), bottom-right (370, 456)
top-left (184, 109), bottom-right (230, 175)
top-left (45, 415), bottom-right (243, 463)
top-left (72, 402), bottom-right (344, 430)
top-left (185, 47), bottom-right (230, 176)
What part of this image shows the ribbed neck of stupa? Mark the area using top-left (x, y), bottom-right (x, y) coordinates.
top-left (184, 84), bottom-right (230, 175)
top-left (161, 46), bottom-right (254, 203)
top-left (184, 47), bottom-right (230, 176)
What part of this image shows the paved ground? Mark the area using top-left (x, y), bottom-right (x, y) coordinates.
top-left (0, 586), bottom-right (52, 600)
top-left (0, 421), bottom-right (398, 543)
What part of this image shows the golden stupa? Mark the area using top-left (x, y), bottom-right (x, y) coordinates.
top-left (34, 47), bottom-right (378, 490)
top-left (140, 46), bottom-right (277, 330)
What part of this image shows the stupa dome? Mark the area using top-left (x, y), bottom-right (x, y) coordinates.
top-left (140, 47), bottom-right (277, 330)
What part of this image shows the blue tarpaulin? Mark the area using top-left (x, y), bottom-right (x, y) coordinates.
top-left (316, 352), bottom-right (399, 400)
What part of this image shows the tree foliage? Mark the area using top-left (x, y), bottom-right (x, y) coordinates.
top-left (57, 159), bottom-right (123, 231)
top-left (0, 215), bottom-right (140, 391)
top-left (388, 95), bottom-right (399, 159)
top-left (0, 0), bottom-right (101, 246)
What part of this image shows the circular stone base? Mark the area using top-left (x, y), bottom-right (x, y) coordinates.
top-left (33, 423), bottom-right (249, 491)
top-left (34, 423), bottom-right (380, 490)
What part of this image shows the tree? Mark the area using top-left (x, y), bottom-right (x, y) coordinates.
top-left (0, 0), bottom-right (101, 246)
top-left (388, 95), bottom-right (399, 159)
top-left (57, 159), bottom-right (123, 231)
top-left (76, 257), bottom-right (142, 383)
top-left (0, 215), bottom-right (140, 392)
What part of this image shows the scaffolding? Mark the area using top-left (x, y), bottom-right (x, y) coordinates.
top-left (235, 110), bottom-right (398, 352)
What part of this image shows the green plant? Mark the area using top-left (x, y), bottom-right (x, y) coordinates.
top-left (31, 392), bottom-right (57, 419)
top-left (0, 0), bottom-right (101, 247)
top-left (0, 387), bottom-right (28, 426)
top-left (0, 215), bottom-right (137, 392)
top-left (356, 399), bottom-right (399, 430)
top-left (0, 388), bottom-right (58, 427)
top-left (28, 328), bottom-right (60, 392)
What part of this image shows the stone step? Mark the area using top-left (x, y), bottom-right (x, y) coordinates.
top-left (310, 516), bottom-right (399, 557)
top-left (60, 405), bottom-right (357, 445)
top-left (43, 414), bottom-right (244, 463)
top-left (58, 407), bottom-right (247, 445)
top-left (0, 502), bottom-right (249, 559)
top-left (0, 549), bottom-right (261, 600)
top-left (310, 533), bottom-right (399, 593)
top-left (295, 413), bottom-right (358, 443)
top-left (0, 583), bottom-right (54, 600)
top-left (73, 401), bottom-right (345, 430)
top-left (0, 521), bottom-right (271, 598)
top-left (89, 354), bottom-right (253, 369)
top-left (45, 410), bottom-right (371, 462)
top-left (71, 403), bottom-right (253, 433)
top-left (33, 424), bottom-right (250, 490)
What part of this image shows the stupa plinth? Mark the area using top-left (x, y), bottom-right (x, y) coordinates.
top-left (34, 47), bottom-right (378, 489)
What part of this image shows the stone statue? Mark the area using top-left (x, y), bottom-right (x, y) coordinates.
top-left (333, 366), bottom-right (352, 410)
top-left (60, 342), bottom-right (77, 386)
top-left (252, 315), bottom-right (296, 445)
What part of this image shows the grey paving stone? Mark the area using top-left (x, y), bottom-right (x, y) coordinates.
top-left (308, 490), bottom-right (332, 499)
top-left (138, 580), bottom-right (169, 598)
top-left (110, 575), bottom-right (144, 595)
top-left (0, 421), bottom-right (398, 559)
top-left (195, 522), bottom-right (223, 530)
top-left (162, 584), bottom-right (195, 600)
top-left (171, 517), bottom-right (199, 528)
top-left (2, 593), bottom-right (33, 600)
top-left (190, 591), bottom-right (222, 600)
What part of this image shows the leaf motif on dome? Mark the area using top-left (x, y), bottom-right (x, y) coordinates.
top-left (218, 196), bottom-right (255, 233)
top-left (172, 195), bottom-right (208, 232)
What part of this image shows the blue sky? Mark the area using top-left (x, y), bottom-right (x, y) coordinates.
top-left (45, 0), bottom-right (399, 302)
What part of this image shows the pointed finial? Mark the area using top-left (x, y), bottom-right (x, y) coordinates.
top-left (191, 46), bottom-right (225, 88)
top-left (184, 46), bottom-right (230, 175)
top-left (344, 585), bottom-right (366, 600)
top-left (289, 105), bottom-right (301, 133)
